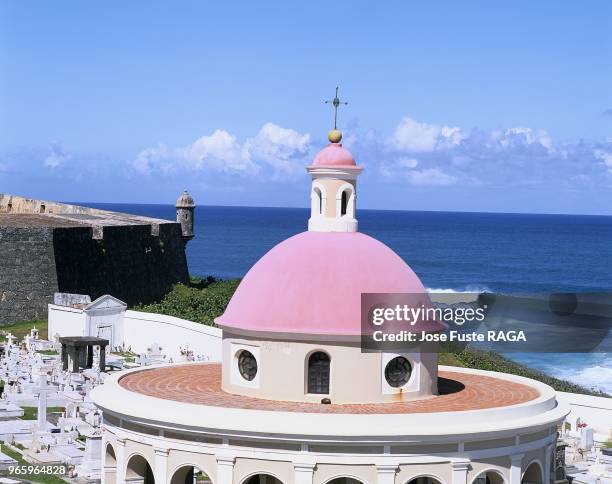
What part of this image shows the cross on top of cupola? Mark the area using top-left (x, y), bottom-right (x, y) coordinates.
top-left (307, 88), bottom-right (363, 233)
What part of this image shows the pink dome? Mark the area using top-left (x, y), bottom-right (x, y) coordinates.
top-left (311, 143), bottom-right (356, 167)
top-left (216, 231), bottom-right (443, 336)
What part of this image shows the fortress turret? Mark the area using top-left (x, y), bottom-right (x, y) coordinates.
top-left (175, 189), bottom-right (195, 243)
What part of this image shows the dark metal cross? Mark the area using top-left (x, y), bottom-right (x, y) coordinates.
top-left (324, 86), bottom-right (348, 129)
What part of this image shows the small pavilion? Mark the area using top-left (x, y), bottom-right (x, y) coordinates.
top-left (60, 336), bottom-right (109, 373)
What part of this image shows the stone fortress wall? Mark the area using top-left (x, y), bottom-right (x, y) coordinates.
top-left (0, 193), bottom-right (192, 324)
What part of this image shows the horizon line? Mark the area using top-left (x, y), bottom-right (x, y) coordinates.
top-left (73, 201), bottom-right (612, 219)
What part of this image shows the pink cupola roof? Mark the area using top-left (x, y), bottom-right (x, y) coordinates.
top-left (311, 143), bottom-right (357, 168)
top-left (216, 231), bottom-right (445, 336)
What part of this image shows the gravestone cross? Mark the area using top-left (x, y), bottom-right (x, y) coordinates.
top-left (34, 374), bottom-right (53, 430)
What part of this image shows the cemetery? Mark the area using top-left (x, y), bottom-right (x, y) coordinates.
top-left (0, 292), bottom-right (221, 482)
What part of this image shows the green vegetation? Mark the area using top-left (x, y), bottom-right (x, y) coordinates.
top-left (135, 277), bottom-right (240, 326)
top-left (0, 443), bottom-right (68, 483)
top-left (111, 350), bottom-right (137, 358)
top-left (20, 406), bottom-right (65, 421)
top-left (111, 350), bottom-right (137, 363)
top-left (36, 349), bottom-right (59, 356)
top-left (0, 320), bottom-right (47, 341)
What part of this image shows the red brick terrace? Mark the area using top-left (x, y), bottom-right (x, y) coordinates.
top-left (118, 363), bottom-right (540, 414)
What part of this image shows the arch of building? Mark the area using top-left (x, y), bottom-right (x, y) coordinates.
top-left (404, 475), bottom-right (444, 484)
top-left (104, 443), bottom-right (117, 484)
top-left (521, 460), bottom-right (544, 484)
top-left (241, 472), bottom-right (284, 484)
top-left (470, 469), bottom-right (505, 484)
top-left (126, 453), bottom-right (155, 483)
top-left (335, 182), bottom-right (356, 219)
top-left (170, 463), bottom-right (214, 484)
top-left (306, 349), bottom-right (331, 394)
top-left (324, 477), bottom-right (365, 484)
top-left (311, 182), bottom-right (328, 218)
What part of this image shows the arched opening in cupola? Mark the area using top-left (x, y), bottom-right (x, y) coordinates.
top-left (336, 184), bottom-right (355, 219)
top-left (315, 187), bottom-right (323, 214)
top-left (307, 351), bottom-right (330, 394)
top-left (311, 185), bottom-right (325, 217)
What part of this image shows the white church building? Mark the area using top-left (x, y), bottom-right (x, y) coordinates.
top-left (90, 128), bottom-right (569, 484)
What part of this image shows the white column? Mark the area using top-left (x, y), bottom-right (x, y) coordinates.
top-left (451, 459), bottom-right (470, 484)
top-left (216, 456), bottom-right (235, 484)
top-left (154, 447), bottom-right (169, 484)
top-left (294, 463), bottom-right (316, 484)
top-left (376, 464), bottom-right (398, 484)
top-left (115, 438), bottom-right (126, 484)
top-left (510, 453), bottom-right (524, 484)
top-left (545, 444), bottom-right (554, 484)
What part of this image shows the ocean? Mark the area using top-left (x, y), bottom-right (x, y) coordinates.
top-left (87, 203), bottom-right (612, 393)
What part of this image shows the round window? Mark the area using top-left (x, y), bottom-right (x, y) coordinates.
top-left (237, 350), bottom-right (258, 381)
top-left (384, 356), bottom-right (412, 388)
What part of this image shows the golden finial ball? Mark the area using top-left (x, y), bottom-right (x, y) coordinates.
top-left (328, 129), bottom-right (342, 143)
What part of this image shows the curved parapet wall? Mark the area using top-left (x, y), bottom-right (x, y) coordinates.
top-left (93, 363), bottom-right (568, 439)
top-left (92, 363), bottom-right (569, 484)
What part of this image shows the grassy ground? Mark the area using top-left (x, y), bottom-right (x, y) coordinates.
top-left (36, 350), bottom-right (58, 356)
top-left (20, 407), bottom-right (65, 421)
top-left (0, 320), bottom-right (47, 341)
top-left (0, 443), bottom-right (68, 483)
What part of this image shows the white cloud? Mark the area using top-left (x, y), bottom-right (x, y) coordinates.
top-left (406, 168), bottom-right (458, 186)
top-left (133, 143), bottom-right (174, 173)
top-left (132, 124), bottom-right (312, 178)
top-left (44, 143), bottom-right (71, 169)
top-left (389, 117), bottom-right (465, 152)
top-left (594, 149), bottom-right (612, 173)
top-left (177, 129), bottom-right (255, 173)
top-left (490, 127), bottom-right (553, 151)
top-left (380, 158), bottom-right (457, 186)
top-left (397, 158), bottom-right (419, 168)
top-left (245, 123), bottom-right (311, 175)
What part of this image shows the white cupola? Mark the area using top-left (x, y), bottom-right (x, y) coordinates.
top-left (307, 129), bottom-right (363, 233)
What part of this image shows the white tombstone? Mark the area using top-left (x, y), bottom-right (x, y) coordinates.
top-left (77, 434), bottom-right (102, 478)
top-left (147, 343), bottom-right (165, 364)
top-left (5, 333), bottom-right (17, 346)
top-left (579, 426), bottom-right (594, 450)
top-left (34, 374), bottom-right (53, 430)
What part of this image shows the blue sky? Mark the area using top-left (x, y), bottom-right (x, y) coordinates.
top-left (1, 1), bottom-right (611, 214)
